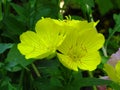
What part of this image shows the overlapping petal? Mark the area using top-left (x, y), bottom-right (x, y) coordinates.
top-left (18, 18), bottom-right (105, 72)
top-left (57, 25), bottom-right (105, 71)
top-left (18, 18), bottom-right (67, 59)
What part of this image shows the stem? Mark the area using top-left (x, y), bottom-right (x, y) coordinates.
top-left (59, 0), bottom-right (64, 20)
top-left (105, 25), bottom-right (120, 51)
top-left (89, 71), bottom-right (97, 90)
top-left (102, 46), bottom-right (108, 57)
top-left (32, 63), bottom-right (41, 77)
top-left (18, 69), bottom-right (24, 90)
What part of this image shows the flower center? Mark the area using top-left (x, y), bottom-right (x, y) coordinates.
top-left (68, 44), bottom-right (87, 62)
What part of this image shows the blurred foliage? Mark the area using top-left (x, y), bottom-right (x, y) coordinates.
top-left (0, 0), bottom-right (120, 90)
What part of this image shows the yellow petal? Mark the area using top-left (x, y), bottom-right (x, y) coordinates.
top-left (57, 53), bottom-right (78, 71)
top-left (57, 30), bottom-right (78, 55)
top-left (18, 18), bottom-right (69, 59)
top-left (57, 27), bottom-right (104, 71)
top-left (77, 29), bottom-right (105, 52)
top-left (104, 64), bottom-right (118, 83)
top-left (77, 51), bottom-right (101, 71)
top-left (115, 61), bottom-right (120, 82)
top-left (18, 31), bottom-right (51, 59)
top-left (35, 18), bottom-right (66, 47)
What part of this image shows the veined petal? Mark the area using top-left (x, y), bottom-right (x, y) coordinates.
top-left (77, 29), bottom-right (105, 52)
top-left (77, 51), bottom-right (101, 71)
top-left (35, 18), bottom-right (66, 47)
top-left (18, 31), bottom-right (52, 59)
top-left (57, 25), bottom-right (104, 71)
top-left (57, 53), bottom-right (78, 71)
top-left (57, 30), bottom-right (78, 54)
top-left (19, 31), bottom-right (40, 46)
top-left (18, 43), bottom-right (34, 55)
top-left (18, 18), bottom-right (69, 59)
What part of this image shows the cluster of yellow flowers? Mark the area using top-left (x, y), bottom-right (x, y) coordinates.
top-left (17, 18), bottom-right (105, 71)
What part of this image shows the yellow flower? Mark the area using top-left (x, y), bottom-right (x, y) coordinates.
top-left (104, 61), bottom-right (120, 85)
top-left (57, 22), bottom-right (105, 71)
top-left (18, 18), bottom-right (67, 59)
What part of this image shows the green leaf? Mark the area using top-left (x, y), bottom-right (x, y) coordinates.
top-left (64, 0), bottom-right (94, 9)
top-left (29, 0), bottom-right (36, 8)
top-left (0, 77), bottom-right (17, 90)
top-left (105, 14), bottom-right (120, 50)
top-left (66, 70), bottom-right (82, 90)
top-left (0, 43), bottom-right (13, 54)
top-left (113, 14), bottom-right (120, 27)
top-left (2, 15), bottom-right (26, 42)
top-left (110, 81), bottom-right (120, 90)
top-left (0, 1), bottom-right (3, 21)
top-left (10, 3), bottom-right (26, 21)
top-left (71, 77), bottom-right (111, 89)
top-left (35, 0), bottom-right (59, 20)
top-left (5, 44), bottom-right (34, 72)
top-left (79, 0), bottom-right (94, 8)
top-left (96, 0), bottom-right (113, 15)
top-left (111, 0), bottom-right (120, 9)
top-left (80, 78), bottom-right (111, 87)
top-left (50, 77), bottom-right (62, 87)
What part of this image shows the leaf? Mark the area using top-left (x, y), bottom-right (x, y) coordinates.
top-left (113, 14), bottom-right (120, 24)
top-left (96, 0), bottom-right (113, 15)
top-left (105, 14), bottom-right (120, 50)
top-left (79, 0), bottom-right (94, 9)
top-left (2, 15), bottom-right (26, 42)
top-left (66, 70), bottom-right (82, 90)
top-left (113, 14), bottom-right (120, 31)
top-left (29, 0), bottom-right (36, 8)
top-left (111, 0), bottom-right (120, 9)
top-left (0, 43), bottom-right (13, 54)
top-left (110, 81), bottom-right (120, 90)
top-left (64, 0), bottom-right (94, 9)
top-left (50, 77), bottom-right (62, 88)
top-left (0, 77), bottom-right (17, 90)
top-left (35, 0), bottom-right (59, 20)
top-left (71, 77), bottom-right (111, 89)
top-left (0, 1), bottom-right (3, 21)
top-left (5, 44), bottom-right (34, 72)
top-left (80, 78), bottom-right (111, 87)
top-left (10, 3), bottom-right (26, 21)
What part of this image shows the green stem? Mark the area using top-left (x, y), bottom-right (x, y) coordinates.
top-left (58, 0), bottom-right (64, 20)
top-left (18, 69), bottom-right (24, 90)
top-left (88, 71), bottom-right (97, 90)
top-left (32, 63), bottom-right (41, 77)
top-left (102, 46), bottom-right (108, 57)
top-left (105, 25), bottom-right (120, 51)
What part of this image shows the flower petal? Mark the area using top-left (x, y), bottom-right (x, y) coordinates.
top-left (57, 53), bottom-right (78, 71)
top-left (57, 30), bottom-right (78, 54)
top-left (77, 51), bottom-right (101, 71)
top-left (115, 61), bottom-right (120, 82)
top-left (104, 64), bottom-right (118, 83)
top-left (77, 29), bottom-right (105, 52)
top-left (35, 18), bottom-right (66, 47)
top-left (18, 31), bottom-right (50, 59)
